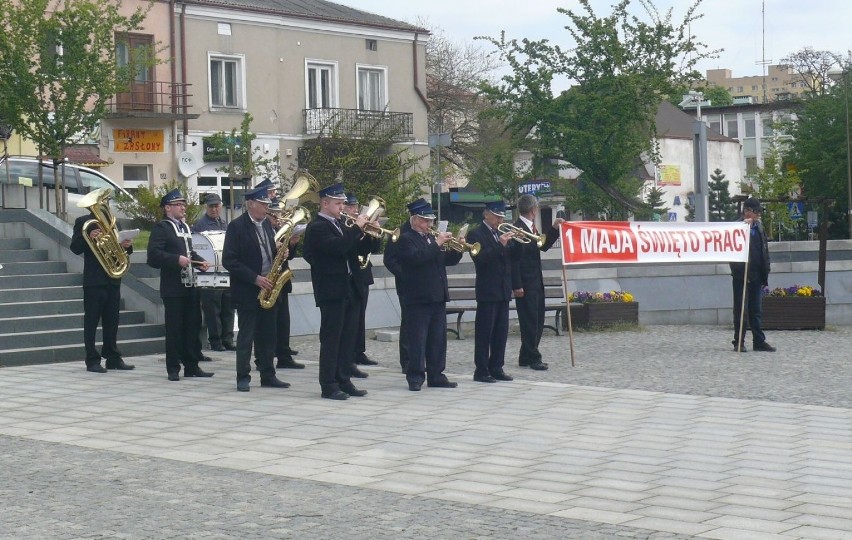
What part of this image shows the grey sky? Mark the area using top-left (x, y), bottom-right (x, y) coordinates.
top-left (342, 0), bottom-right (852, 82)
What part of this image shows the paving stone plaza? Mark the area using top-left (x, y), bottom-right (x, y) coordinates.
top-left (2, 324), bottom-right (852, 539)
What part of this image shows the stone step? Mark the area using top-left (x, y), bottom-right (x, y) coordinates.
top-left (0, 285), bottom-right (83, 303)
top-left (0, 237), bottom-right (31, 250)
top-left (129, 262), bottom-right (159, 279)
top-left (0, 248), bottom-right (49, 263)
top-left (0, 337), bottom-right (166, 367)
top-left (0, 272), bottom-right (83, 289)
top-left (0, 323), bottom-right (164, 350)
top-left (0, 298), bottom-right (126, 318)
top-left (0, 310), bottom-right (146, 333)
top-left (0, 260), bottom-right (67, 275)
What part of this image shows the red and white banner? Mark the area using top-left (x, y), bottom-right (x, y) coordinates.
top-left (560, 221), bottom-right (750, 265)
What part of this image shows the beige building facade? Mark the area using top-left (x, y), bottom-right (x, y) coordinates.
top-left (171, 0), bottom-right (430, 207)
top-left (705, 64), bottom-right (810, 104)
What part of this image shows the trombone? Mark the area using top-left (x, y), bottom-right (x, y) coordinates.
top-left (497, 222), bottom-right (545, 248)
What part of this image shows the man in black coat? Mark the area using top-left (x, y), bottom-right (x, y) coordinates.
top-left (70, 208), bottom-right (135, 373)
top-left (223, 185), bottom-right (291, 392)
top-left (302, 182), bottom-right (369, 400)
top-left (730, 197), bottom-right (776, 352)
top-left (382, 220), bottom-right (411, 373)
top-left (345, 193), bottom-right (382, 376)
top-left (396, 198), bottom-right (462, 391)
top-left (191, 192), bottom-right (235, 352)
top-left (509, 194), bottom-right (563, 371)
top-left (265, 197), bottom-right (304, 370)
top-left (466, 201), bottom-right (515, 383)
top-left (146, 189), bottom-right (214, 381)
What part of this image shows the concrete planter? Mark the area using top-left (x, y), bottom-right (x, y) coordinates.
top-left (761, 296), bottom-right (826, 330)
top-left (566, 302), bottom-right (639, 329)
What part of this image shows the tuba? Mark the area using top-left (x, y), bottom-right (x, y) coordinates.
top-left (258, 206), bottom-right (310, 309)
top-left (360, 196), bottom-right (400, 243)
top-left (497, 222), bottom-right (546, 248)
top-left (279, 170), bottom-right (320, 217)
top-left (77, 187), bottom-right (130, 278)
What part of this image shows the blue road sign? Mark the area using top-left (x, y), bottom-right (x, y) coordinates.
top-left (788, 202), bottom-right (805, 221)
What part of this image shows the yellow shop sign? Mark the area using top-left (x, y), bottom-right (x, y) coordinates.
top-left (113, 129), bottom-right (164, 153)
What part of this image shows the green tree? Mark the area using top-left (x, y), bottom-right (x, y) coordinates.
top-left (634, 186), bottom-right (669, 221)
top-left (205, 113), bottom-right (281, 198)
top-left (708, 168), bottom-right (738, 221)
top-left (479, 0), bottom-right (715, 214)
top-left (298, 121), bottom-right (425, 227)
top-left (114, 180), bottom-right (201, 229)
top-left (785, 77), bottom-right (851, 238)
top-left (702, 86), bottom-right (733, 107)
top-left (744, 143), bottom-right (802, 240)
top-left (0, 0), bottom-right (154, 217)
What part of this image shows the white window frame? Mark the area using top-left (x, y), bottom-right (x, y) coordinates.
top-left (355, 64), bottom-right (389, 112)
top-left (207, 52), bottom-right (247, 110)
top-left (304, 59), bottom-right (339, 109)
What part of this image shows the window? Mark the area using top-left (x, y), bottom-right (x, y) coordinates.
top-left (208, 53), bottom-right (245, 109)
top-left (736, 86), bottom-right (744, 93)
top-left (366, 39), bottom-right (377, 51)
top-left (745, 156), bottom-right (758, 174)
top-left (744, 114), bottom-right (756, 138)
top-left (122, 165), bottom-right (149, 189)
top-left (305, 61), bottom-right (337, 109)
top-left (357, 65), bottom-right (387, 111)
top-left (724, 114), bottom-right (738, 139)
top-left (197, 176), bottom-right (218, 187)
top-left (762, 117), bottom-right (774, 137)
top-left (751, 85), bottom-right (758, 91)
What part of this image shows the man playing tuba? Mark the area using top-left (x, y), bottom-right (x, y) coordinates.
top-left (70, 193), bottom-right (135, 373)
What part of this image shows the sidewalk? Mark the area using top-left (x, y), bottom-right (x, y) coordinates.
top-left (2, 325), bottom-right (851, 539)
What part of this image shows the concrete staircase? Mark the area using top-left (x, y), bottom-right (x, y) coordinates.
top-left (0, 216), bottom-right (165, 367)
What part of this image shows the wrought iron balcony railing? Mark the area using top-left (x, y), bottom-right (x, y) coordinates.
top-left (303, 108), bottom-right (414, 142)
top-left (105, 81), bottom-right (198, 120)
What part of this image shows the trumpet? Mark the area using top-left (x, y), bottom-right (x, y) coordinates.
top-left (497, 222), bottom-right (545, 248)
top-left (444, 224), bottom-right (480, 256)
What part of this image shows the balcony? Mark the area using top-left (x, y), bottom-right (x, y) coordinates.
top-left (303, 108), bottom-right (414, 142)
top-left (105, 81), bottom-right (199, 120)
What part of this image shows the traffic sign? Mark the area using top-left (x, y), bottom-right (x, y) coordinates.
top-left (807, 211), bottom-right (818, 228)
top-left (788, 202), bottom-right (804, 221)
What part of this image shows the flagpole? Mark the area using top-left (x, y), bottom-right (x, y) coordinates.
top-left (561, 261), bottom-right (576, 367)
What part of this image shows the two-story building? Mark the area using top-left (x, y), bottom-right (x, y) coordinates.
top-left (167, 0), bottom-right (430, 206)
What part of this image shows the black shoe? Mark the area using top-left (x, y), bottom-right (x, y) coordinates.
top-left (237, 378), bottom-right (250, 392)
top-left (529, 362), bottom-right (549, 371)
top-left (260, 376), bottom-right (290, 388)
top-left (519, 360), bottom-right (529, 367)
top-left (321, 390), bottom-right (349, 400)
top-left (753, 342), bottom-right (776, 352)
top-left (284, 347), bottom-right (298, 356)
top-left (105, 360), bottom-right (135, 370)
top-left (86, 364), bottom-right (107, 373)
top-left (492, 371), bottom-right (514, 381)
top-left (200, 355), bottom-right (213, 362)
top-left (223, 343), bottom-right (237, 351)
top-left (168, 372), bottom-right (180, 381)
top-left (408, 381), bottom-right (422, 391)
top-left (474, 374), bottom-right (497, 383)
top-left (184, 368), bottom-right (214, 377)
top-left (350, 367), bottom-right (369, 378)
top-left (356, 355), bottom-right (379, 366)
top-left (341, 384), bottom-right (367, 397)
top-left (277, 358), bottom-right (305, 369)
top-left (732, 340), bottom-right (748, 352)
top-left (427, 379), bottom-right (458, 388)
top-left (211, 344), bottom-right (226, 352)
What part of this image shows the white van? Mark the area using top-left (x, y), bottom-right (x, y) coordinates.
top-left (1, 156), bottom-right (135, 221)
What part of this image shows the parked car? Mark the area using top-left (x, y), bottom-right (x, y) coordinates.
top-left (0, 156), bottom-right (135, 222)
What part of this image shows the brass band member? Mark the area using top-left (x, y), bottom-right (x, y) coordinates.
top-left (146, 189), bottom-right (214, 381)
top-left (302, 182), bottom-right (369, 400)
top-left (191, 192), bottom-right (235, 352)
top-left (70, 206), bottom-right (135, 373)
top-left (345, 193), bottom-right (381, 377)
top-left (509, 194), bottom-right (562, 370)
top-left (222, 185), bottom-right (291, 392)
top-left (265, 197), bottom-right (304, 370)
top-left (396, 198), bottom-right (462, 391)
top-left (466, 201), bottom-right (514, 383)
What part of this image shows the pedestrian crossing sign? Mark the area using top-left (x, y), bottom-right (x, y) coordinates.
top-left (788, 202), bottom-right (804, 221)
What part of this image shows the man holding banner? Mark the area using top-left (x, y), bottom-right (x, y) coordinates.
top-left (730, 198), bottom-right (775, 352)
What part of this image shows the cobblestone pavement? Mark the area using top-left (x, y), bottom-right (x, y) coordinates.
top-left (1, 324), bottom-right (851, 539)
